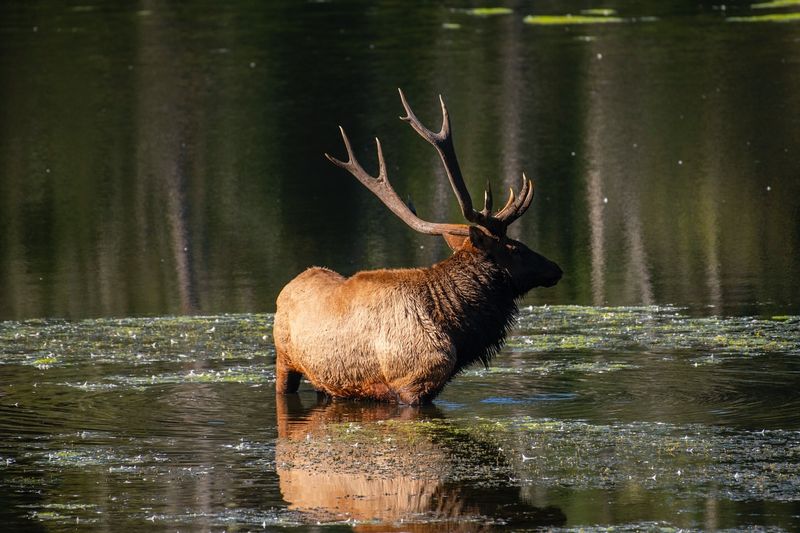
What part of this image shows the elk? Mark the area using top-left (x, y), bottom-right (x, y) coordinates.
top-left (273, 90), bottom-right (562, 404)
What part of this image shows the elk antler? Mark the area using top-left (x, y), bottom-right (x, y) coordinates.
top-left (325, 127), bottom-right (470, 237)
top-left (325, 91), bottom-right (534, 240)
top-left (494, 173), bottom-right (535, 226)
top-left (397, 89), bottom-right (534, 235)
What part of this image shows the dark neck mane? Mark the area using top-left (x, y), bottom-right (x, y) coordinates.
top-left (421, 250), bottom-right (519, 373)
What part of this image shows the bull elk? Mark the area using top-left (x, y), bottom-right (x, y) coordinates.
top-left (273, 90), bottom-right (562, 404)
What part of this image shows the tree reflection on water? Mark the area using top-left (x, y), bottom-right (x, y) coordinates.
top-left (0, 1), bottom-right (798, 319)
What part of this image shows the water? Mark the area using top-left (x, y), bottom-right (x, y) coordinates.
top-left (2, 1), bottom-right (800, 530)
top-left (1, 0), bottom-right (799, 319)
top-left (1, 309), bottom-right (799, 529)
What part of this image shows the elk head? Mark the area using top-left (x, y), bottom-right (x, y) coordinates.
top-left (325, 89), bottom-right (562, 297)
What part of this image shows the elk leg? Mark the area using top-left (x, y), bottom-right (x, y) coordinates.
top-left (276, 356), bottom-right (302, 394)
top-left (396, 382), bottom-right (442, 405)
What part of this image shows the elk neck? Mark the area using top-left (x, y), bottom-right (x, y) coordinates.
top-left (420, 248), bottom-right (519, 372)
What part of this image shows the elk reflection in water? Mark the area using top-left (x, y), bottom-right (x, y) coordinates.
top-left (275, 394), bottom-right (566, 530)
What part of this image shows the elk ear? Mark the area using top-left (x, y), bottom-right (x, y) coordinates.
top-left (442, 233), bottom-right (469, 251)
top-left (468, 225), bottom-right (496, 250)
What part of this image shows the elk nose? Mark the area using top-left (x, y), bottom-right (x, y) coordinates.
top-left (543, 263), bottom-right (563, 287)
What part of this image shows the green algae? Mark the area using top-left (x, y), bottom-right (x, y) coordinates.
top-left (317, 417), bottom-right (471, 448)
top-left (524, 14), bottom-right (625, 25)
top-left (0, 314), bottom-right (273, 368)
top-left (2, 307), bottom-right (799, 529)
top-left (465, 416), bottom-right (800, 501)
top-left (279, 413), bottom-right (516, 493)
top-left (120, 366), bottom-right (273, 387)
top-left (466, 7), bottom-right (513, 16)
top-left (751, 0), bottom-right (800, 8)
top-left (32, 355), bottom-right (58, 367)
top-left (284, 411), bottom-right (800, 505)
top-left (60, 363), bottom-right (274, 391)
top-left (468, 358), bottom-right (635, 377)
top-left (39, 447), bottom-right (152, 468)
top-left (37, 502), bottom-right (97, 511)
top-left (5, 307), bottom-right (795, 375)
top-left (728, 12), bottom-right (800, 21)
top-left (513, 305), bottom-right (800, 358)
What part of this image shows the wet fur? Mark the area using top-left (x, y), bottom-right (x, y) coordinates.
top-left (273, 243), bottom-right (521, 404)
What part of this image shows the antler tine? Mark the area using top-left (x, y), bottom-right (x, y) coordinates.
top-left (496, 174), bottom-right (535, 225)
top-left (494, 174), bottom-right (526, 219)
top-left (324, 126), bottom-right (386, 181)
top-left (497, 187), bottom-right (515, 217)
top-left (325, 126), bottom-right (470, 237)
top-left (396, 89), bottom-right (501, 232)
top-left (399, 88), bottom-right (444, 142)
top-left (521, 174), bottom-right (535, 210)
top-left (480, 181), bottom-right (493, 217)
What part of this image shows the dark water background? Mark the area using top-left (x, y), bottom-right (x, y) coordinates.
top-left (1, 0), bottom-right (800, 531)
top-left (1, 0), bottom-right (799, 320)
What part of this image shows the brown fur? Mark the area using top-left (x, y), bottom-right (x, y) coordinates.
top-left (274, 228), bottom-right (561, 404)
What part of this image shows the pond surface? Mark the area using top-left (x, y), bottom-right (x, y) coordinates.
top-left (1, 307), bottom-right (799, 530)
top-left (2, 0), bottom-right (800, 530)
top-left (1, 0), bottom-right (799, 319)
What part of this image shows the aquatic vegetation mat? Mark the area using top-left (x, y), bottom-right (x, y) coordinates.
top-left (0, 314), bottom-right (273, 368)
top-left (478, 417), bottom-right (800, 502)
top-left (512, 305), bottom-right (800, 357)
